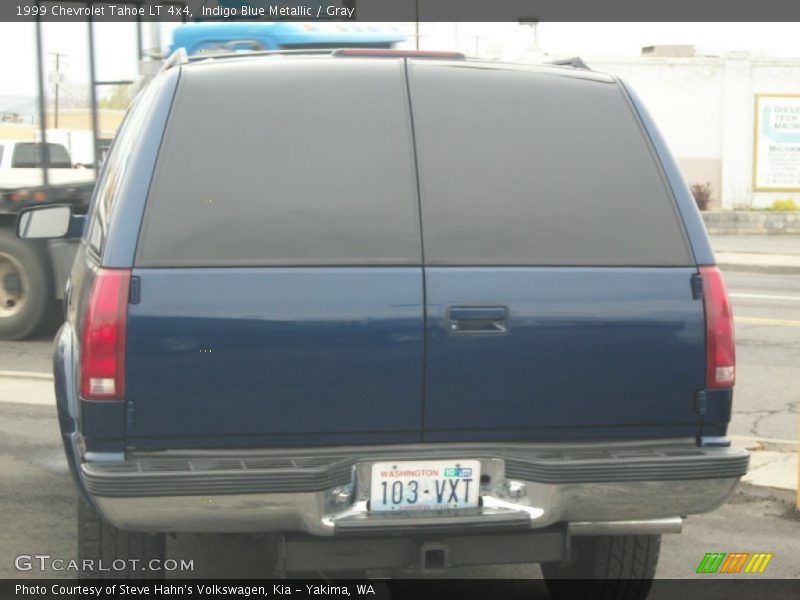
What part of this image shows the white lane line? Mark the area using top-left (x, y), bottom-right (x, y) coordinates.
top-left (0, 370), bottom-right (53, 380)
top-left (0, 372), bottom-right (55, 406)
top-left (735, 316), bottom-right (800, 328)
top-left (730, 292), bottom-right (800, 302)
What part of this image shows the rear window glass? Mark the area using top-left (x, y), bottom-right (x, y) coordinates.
top-left (136, 59), bottom-right (421, 267)
top-left (408, 63), bottom-right (693, 266)
top-left (11, 142), bottom-right (71, 168)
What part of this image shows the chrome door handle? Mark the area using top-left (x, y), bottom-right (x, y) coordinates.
top-left (447, 306), bottom-right (508, 334)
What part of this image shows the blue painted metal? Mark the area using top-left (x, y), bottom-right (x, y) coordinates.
top-left (422, 267), bottom-right (706, 441)
top-left (103, 68), bottom-right (180, 268)
top-left (124, 268), bottom-right (424, 447)
top-left (53, 322), bottom-right (77, 438)
top-left (53, 322), bottom-right (88, 501)
top-left (170, 22), bottom-right (407, 55)
top-left (50, 57), bottom-right (727, 455)
top-left (700, 388), bottom-right (733, 435)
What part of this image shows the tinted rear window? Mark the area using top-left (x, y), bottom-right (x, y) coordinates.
top-left (11, 142), bottom-right (71, 168)
top-left (137, 58), bottom-right (420, 266)
top-left (408, 63), bottom-right (693, 266)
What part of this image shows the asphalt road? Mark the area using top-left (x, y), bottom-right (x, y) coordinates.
top-left (725, 271), bottom-right (800, 441)
top-left (2, 269), bottom-right (797, 441)
top-left (0, 401), bottom-right (798, 584)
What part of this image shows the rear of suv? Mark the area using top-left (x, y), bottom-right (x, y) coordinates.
top-left (19, 50), bottom-right (747, 597)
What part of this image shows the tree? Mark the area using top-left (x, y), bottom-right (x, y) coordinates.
top-left (99, 84), bottom-right (133, 110)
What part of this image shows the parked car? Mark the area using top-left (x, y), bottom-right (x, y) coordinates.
top-left (0, 140), bottom-right (95, 190)
top-left (18, 49), bottom-right (747, 598)
top-left (0, 140), bottom-right (95, 339)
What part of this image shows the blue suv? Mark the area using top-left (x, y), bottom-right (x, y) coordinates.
top-left (18, 49), bottom-right (748, 597)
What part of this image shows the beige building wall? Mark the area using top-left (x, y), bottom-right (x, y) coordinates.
top-left (675, 157), bottom-right (723, 207)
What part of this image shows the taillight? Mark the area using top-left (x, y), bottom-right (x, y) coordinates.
top-left (699, 266), bottom-right (735, 389)
top-left (80, 268), bottom-right (130, 401)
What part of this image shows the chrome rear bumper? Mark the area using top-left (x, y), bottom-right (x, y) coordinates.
top-left (80, 439), bottom-right (748, 536)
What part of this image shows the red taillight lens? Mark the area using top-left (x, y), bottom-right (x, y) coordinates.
top-left (80, 268), bottom-right (130, 401)
top-left (700, 266), bottom-right (735, 389)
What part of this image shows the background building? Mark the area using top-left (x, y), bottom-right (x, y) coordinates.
top-left (408, 24), bottom-right (800, 211)
top-left (588, 46), bottom-right (800, 209)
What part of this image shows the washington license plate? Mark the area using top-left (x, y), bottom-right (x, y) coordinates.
top-left (369, 460), bottom-right (481, 512)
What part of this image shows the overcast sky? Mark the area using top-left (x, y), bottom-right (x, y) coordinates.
top-left (2, 22), bottom-right (800, 97)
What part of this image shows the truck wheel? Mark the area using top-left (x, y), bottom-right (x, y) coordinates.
top-left (542, 535), bottom-right (660, 600)
top-left (0, 229), bottom-right (53, 340)
top-left (78, 496), bottom-right (166, 580)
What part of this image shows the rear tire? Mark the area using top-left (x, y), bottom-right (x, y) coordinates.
top-left (0, 229), bottom-right (54, 340)
top-left (78, 496), bottom-right (166, 580)
top-left (542, 535), bottom-right (661, 600)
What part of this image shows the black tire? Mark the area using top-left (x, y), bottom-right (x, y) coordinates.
top-left (78, 496), bottom-right (166, 580)
top-left (542, 535), bottom-right (661, 600)
top-left (0, 228), bottom-right (54, 340)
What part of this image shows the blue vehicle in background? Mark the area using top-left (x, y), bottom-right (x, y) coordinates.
top-left (170, 21), bottom-right (407, 56)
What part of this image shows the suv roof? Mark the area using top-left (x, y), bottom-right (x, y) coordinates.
top-left (169, 48), bottom-right (616, 84)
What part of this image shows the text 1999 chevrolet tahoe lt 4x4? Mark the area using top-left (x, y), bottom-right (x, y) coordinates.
top-left (18, 49), bottom-right (748, 597)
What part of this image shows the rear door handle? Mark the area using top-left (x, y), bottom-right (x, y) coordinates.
top-left (447, 306), bottom-right (508, 334)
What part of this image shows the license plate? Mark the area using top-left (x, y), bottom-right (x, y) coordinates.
top-left (369, 460), bottom-right (481, 512)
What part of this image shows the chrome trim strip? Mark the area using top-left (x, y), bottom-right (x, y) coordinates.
top-left (91, 477), bottom-right (740, 535)
top-left (84, 451), bottom-right (125, 462)
top-left (84, 442), bottom-right (749, 497)
top-left (568, 517), bottom-right (683, 536)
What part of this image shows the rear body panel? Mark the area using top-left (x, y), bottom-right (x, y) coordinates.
top-left (423, 267), bottom-right (705, 441)
top-left (61, 57), bottom-right (726, 455)
top-left (125, 268), bottom-right (424, 448)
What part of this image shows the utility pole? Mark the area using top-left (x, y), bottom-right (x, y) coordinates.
top-left (47, 52), bottom-right (67, 129)
top-left (147, 21), bottom-right (162, 58)
top-left (35, 20), bottom-right (49, 186)
top-left (519, 18), bottom-right (542, 62)
top-left (415, 0), bottom-right (420, 50)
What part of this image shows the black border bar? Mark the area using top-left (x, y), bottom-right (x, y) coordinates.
top-left (2, 579), bottom-right (800, 600)
top-left (6, 0), bottom-right (800, 22)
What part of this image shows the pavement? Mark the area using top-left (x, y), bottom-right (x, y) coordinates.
top-left (711, 235), bottom-right (800, 256)
top-left (714, 235), bottom-right (800, 494)
top-left (711, 234), bottom-right (800, 274)
top-left (732, 436), bottom-right (797, 492)
top-left (0, 371), bottom-right (53, 407)
top-left (712, 234), bottom-right (799, 495)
